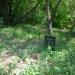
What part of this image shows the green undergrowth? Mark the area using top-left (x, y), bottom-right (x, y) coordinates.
top-left (0, 24), bottom-right (75, 75)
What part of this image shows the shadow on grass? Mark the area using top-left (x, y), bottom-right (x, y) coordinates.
top-left (0, 24), bottom-right (75, 59)
top-left (0, 24), bottom-right (45, 60)
top-left (0, 25), bottom-right (75, 75)
top-left (54, 30), bottom-right (75, 51)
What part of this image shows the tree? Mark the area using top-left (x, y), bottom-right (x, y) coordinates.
top-left (0, 0), bottom-right (74, 29)
top-left (45, 0), bottom-right (62, 35)
top-left (0, 0), bottom-right (39, 24)
top-left (45, 0), bottom-right (52, 35)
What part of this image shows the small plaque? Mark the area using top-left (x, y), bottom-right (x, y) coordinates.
top-left (45, 35), bottom-right (56, 50)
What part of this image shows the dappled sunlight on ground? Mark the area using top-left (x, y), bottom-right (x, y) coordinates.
top-left (0, 25), bottom-right (75, 75)
top-left (0, 51), bottom-right (41, 75)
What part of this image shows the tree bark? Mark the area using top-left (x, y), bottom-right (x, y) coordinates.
top-left (45, 0), bottom-right (53, 35)
top-left (45, 0), bottom-right (62, 35)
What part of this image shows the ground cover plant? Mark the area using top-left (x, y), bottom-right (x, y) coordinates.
top-left (0, 0), bottom-right (75, 75)
top-left (0, 24), bottom-right (75, 75)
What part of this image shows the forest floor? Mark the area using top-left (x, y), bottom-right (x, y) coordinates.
top-left (0, 24), bottom-right (75, 75)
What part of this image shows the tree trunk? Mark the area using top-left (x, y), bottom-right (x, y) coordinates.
top-left (9, 0), bottom-right (14, 24)
top-left (0, 0), bottom-right (3, 16)
top-left (45, 0), bottom-right (53, 35)
top-left (1, 0), bottom-right (9, 25)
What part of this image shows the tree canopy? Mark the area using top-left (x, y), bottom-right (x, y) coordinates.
top-left (0, 0), bottom-right (75, 29)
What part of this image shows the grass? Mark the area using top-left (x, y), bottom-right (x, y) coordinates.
top-left (0, 24), bottom-right (75, 75)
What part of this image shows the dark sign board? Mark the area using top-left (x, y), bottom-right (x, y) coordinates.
top-left (45, 35), bottom-right (56, 50)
